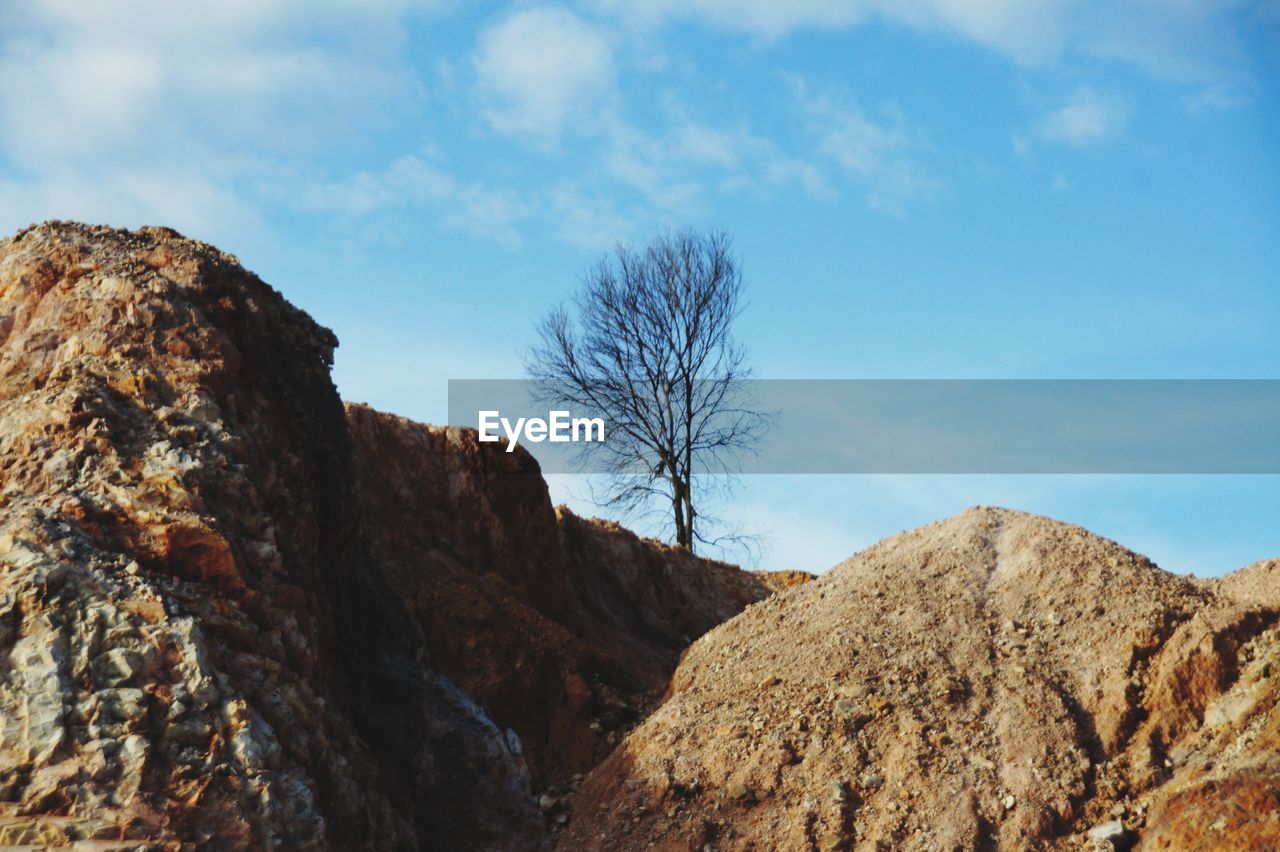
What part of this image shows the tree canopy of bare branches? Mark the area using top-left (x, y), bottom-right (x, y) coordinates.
top-left (527, 228), bottom-right (769, 552)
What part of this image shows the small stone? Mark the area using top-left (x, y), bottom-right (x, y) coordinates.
top-left (859, 772), bottom-right (883, 790)
top-left (505, 728), bottom-right (523, 755)
top-left (834, 698), bottom-right (870, 723)
top-left (828, 779), bottom-right (848, 802)
top-left (840, 682), bottom-right (870, 700)
top-left (726, 782), bottom-right (754, 803)
top-left (92, 647), bottom-right (143, 689)
top-left (816, 832), bottom-right (843, 851)
top-left (1087, 819), bottom-right (1128, 845)
top-left (539, 794), bottom-right (557, 811)
top-left (1003, 794), bottom-right (1016, 810)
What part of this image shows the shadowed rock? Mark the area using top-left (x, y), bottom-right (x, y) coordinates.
top-left (0, 221), bottom-right (805, 849)
top-left (0, 222), bottom-right (541, 849)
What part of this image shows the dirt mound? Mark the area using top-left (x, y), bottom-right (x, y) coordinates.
top-left (346, 405), bottom-right (810, 795)
top-left (562, 507), bottom-right (1280, 850)
top-left (0, 222), bottom-right (542, 849)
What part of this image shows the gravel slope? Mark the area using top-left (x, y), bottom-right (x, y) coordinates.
top-left (562, 507), bottom-right (1280, 851)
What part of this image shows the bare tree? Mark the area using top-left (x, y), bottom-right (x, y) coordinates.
top-left (527, 228), bottom-right (769, 552)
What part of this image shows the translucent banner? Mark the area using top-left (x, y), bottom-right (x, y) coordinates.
top-left (447, 379), bottom-right (1280, 474)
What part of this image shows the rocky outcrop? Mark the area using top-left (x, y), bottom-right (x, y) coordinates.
top-left (0, 221), bottom-right (802, 849)
top-left (0, 223), bottom-right (543, 849)
top-left (345, 405), bottom-right (808, 794)
top-left (562, 508), bottom-right (1280, 851)
top-left (8, 220), bottom-right (1268, 851)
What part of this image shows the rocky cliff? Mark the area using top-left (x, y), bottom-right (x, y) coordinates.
top-left (345, 405), bottom-right (803, 794)
top-left (0, 222), bottom-right (791, 849)
top-left (0, 221), bottom-right (551, 849)
top-left (562, 507), bottom-right (1280, 851)
top-left (4, 221), bottom-right (1274, 852)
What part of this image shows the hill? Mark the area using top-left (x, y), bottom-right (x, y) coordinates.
top-left (0, 222), bottom-right (799, 849)
top-left (562, 507), bottom-right (1280, 850)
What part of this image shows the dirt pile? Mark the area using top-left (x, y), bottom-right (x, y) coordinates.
top-left (346, 405), bottom-right (809, 793)
top-left (563, 507), bottom-right (1280, 850)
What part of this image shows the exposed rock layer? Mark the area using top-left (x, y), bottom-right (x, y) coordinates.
top-left (4, 222), bottom-right (1272, 851)
top-left (0, 223), bottom-right (527, 849)
top-left (0, 221), bottom-right (798, 849)
top-left (563, 508), bottom-right (1280, 851)
top-left (346, 404), bottom-right (805, 789)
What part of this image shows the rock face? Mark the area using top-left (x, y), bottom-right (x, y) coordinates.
top-left (0, 221), bottom-right (799, 849)
top-left (562, 508), bottom-right (1280, 851)
top-left (0, 222), bottom-right (536, 849)
top-left (5, 221), bottom-right (1273, 851)
top-left (345, 405), bottom-right (806, 790)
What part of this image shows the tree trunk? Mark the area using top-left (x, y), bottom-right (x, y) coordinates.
top-left (672, 482), bottom-right (689, 549)
top-left (682, 486), bottom-right (695, 553)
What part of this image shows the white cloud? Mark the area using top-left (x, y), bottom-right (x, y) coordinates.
top-left (589, 0), bottom-right (867, 39)
top-left (296, 155), bottom-right (531, 248)
top-left (799, 86), bottom-right (936, 215)
top-left (547, 185), bottom-right (639, 250)
top-left (1187, 83), bottom-right (1254, 112)
top-left (0, 171), bottom-right (257, 246)
top-left (587, 0), bottom-right (1256, 81)
top-left (605, 119), bottom-right (827, 206)
top-left (668, 124), bottom-right (744, 169)
top-left (1038, 88), bottom-right (1128, 146)
top-left (0, 0), bottom-right (440, 242)
top-left (474, 7), bottom-right (616, 142)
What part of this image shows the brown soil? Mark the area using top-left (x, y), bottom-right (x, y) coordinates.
top-left (562, 508), bottom-right (1280, 851)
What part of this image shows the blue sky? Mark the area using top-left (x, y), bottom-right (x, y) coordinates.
top-left (1, 1), bottom-right (1277, 575)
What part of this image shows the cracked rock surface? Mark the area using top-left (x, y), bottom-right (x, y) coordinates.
top-left (0, 221), bottom-right (802, 850)
top-left (345, 403), bottom-right (809, 797)
top-left (0, 222), bottom-right (542, 849)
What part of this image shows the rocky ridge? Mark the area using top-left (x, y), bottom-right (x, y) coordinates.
top-left (0, 222), bottom-right (794, 849)
top-left (2, 221), bottom-right (1274, 851)
top-left (346, 404), bottom-right (801, 791)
